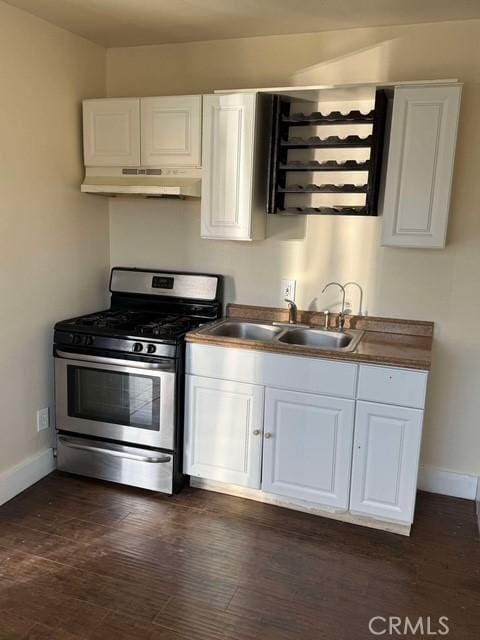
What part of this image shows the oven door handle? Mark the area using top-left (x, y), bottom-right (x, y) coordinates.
top-left (55, 349), bottom-right (174, 371)
top-left (58, 436), bottom-right (172, 464)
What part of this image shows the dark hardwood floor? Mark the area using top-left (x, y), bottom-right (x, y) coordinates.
top-left (0, 473), bottom-right (479, 640)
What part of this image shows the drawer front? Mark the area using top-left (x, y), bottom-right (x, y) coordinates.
top-left (261, 351), bottom-right (357, 398)
top-left (57, 435), bottom-right (173, 494)
top-left (357, 365), bottom-right (428, 409)
top-left (187, 343), bottom-right (257, 382)
top-left (187, 343), bottom-right (357, 398)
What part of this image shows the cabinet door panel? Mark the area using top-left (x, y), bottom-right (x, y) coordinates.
top-left (350, 401), bottom-right (423, 523)
top-left (83, 98), bottom-right (140, 167)
top-left (183, 375), bottom-right (264, 488)
top-left (141, 96), bottom-right (202, 167)
top-left (262, 388), bottom-right (355, 509)
top-left (201, 94), bottom-right (256, 240)
top-left (382, 85), bottom-right (461, 248)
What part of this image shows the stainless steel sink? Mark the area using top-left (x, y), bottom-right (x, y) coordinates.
top-left (202, 320), bottom-right (364, 352)
top-left (206, 321), bottom-right (283, 341)
top-left (278, 328), bottom-right (363, 351)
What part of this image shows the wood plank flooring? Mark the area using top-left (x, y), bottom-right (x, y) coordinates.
top-left (0, 472), bottom-right (479, 639)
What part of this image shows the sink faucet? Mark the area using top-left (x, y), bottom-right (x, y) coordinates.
top-left (284, 298), bottom-right (297, 325)
top-left (344, 281), bottom-right (364, 316)
top-left (322, 282), bottom-right (346, 331)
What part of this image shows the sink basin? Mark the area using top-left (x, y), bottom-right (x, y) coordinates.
top-left (202, 320), bottom-right (364, 352)
top-left (206, 321), bottom-right (283, 341)
top-left (278, 328), bottom-right (363, 351)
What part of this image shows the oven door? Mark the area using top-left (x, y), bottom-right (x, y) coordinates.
top-left (55, 351), bottom-right (176, 450)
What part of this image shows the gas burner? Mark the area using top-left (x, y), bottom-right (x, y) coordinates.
top-left (137, 323), bottom-right (169, 337)
top-left (76, 310), bottom-right (137, 329)
top-left (135, 316), bottom-right (196, 338)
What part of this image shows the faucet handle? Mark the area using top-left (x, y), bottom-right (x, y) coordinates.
top-left (323, 310), bottom-right (330, 330)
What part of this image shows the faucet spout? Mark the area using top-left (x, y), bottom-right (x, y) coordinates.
top-left (321, 282), bottom-right (346, 332)
top-left (284, 298), bottom-right (297, 325)
top-left (344, 281), bottom-right (364, 316)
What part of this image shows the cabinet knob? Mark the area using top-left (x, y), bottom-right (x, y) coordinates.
top-left (264, 432), bottom-right (272, 439)
top-left (253, 429), bottom-right (261, 436)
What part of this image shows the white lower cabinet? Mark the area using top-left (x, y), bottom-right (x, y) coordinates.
top-left (262, 388), bottom-right (355, 509)
top-left (184, 344), bottom-right (428, 532)
top-left (183, 375), bottom-right (264, 488)
top-left (350, 401), bottom-right (423, 523)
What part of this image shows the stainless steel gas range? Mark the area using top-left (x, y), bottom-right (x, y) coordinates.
top-left (54, 268), bottom-right (222, 494)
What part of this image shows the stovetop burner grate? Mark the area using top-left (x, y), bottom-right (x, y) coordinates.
top-left (61, 308), bottom-right (202, 341)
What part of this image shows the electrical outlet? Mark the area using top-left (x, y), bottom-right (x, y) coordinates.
top-left (280, 279), bottom-right (296, 302)
top-left (36, 407), bottom-right (50, 432)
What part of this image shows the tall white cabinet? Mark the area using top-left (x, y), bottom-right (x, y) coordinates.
top-left (381, 84), bottom-right (462, 248)
top-left (201, 93), bottom-right (268, 241)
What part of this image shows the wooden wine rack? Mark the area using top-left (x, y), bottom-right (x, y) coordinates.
top-left (267, 90), bottom-right (387, 215)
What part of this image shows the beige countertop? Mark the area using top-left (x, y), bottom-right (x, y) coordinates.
top-left (186, 304), bottom-right (434, 371)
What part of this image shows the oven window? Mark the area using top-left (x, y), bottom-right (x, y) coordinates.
top-left (67, 366), bottom-right (161, 430)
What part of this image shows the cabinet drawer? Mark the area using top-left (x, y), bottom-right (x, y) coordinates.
top-left (187, 343), bottom-right (358, 398)
top-left (357, 365), bottom-right (427, 409)
top-left (57, 435), bottom-right (173, 494)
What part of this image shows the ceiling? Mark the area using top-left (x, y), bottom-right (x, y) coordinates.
top-left (5, 0), bottom-right (480, 48)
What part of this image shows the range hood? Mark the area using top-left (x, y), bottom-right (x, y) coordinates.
top-left (81, 167), bottom-right (201, 198)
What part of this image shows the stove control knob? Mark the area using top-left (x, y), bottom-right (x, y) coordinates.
top-left (85, 336), bottom-right (94, 346)
top-left (72, 334), bottom-right (82, 345)
top-left (147, 344), bottom-right (156, 354)
top-left (132, 342), bottom-right (143, 353)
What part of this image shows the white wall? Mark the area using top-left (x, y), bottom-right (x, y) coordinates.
top-left (107, 19), bottom-right (480, 479)
top-left (0, 2), bottom-right (109, 476)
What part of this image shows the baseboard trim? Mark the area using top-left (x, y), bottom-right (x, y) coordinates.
top-left (0, 448), bottom-right (55, 506)
top-left (417, 465), bottom-right (478, 500)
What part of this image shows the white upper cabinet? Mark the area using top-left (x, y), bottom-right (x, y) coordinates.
top-left (83, 98), bottom-right (141, 167)
top-left (83, 95), bottom-right (201, 168)
top-left (381, 84), bottom-right (462, 248)
top-left (350, 401), bottom-right (423, 523)
top-left (183, 374), bottom-right (264, 488)
top-left (140, 95), bottom-right (202, 167)
top-left (262, 388), bottom-right (355, 510)
top-left (201, 93), bottom-right (267, 241)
